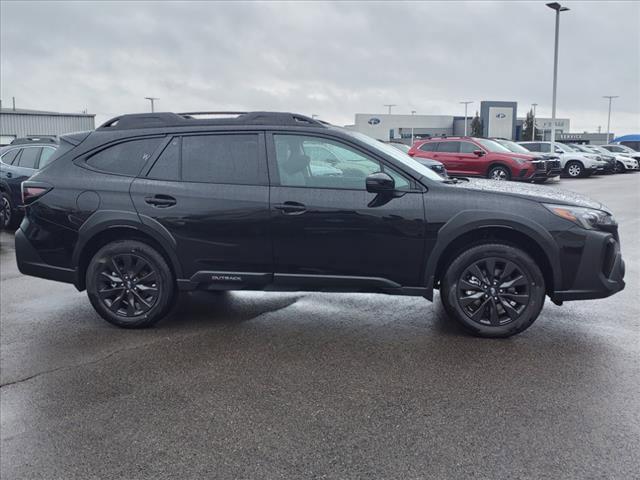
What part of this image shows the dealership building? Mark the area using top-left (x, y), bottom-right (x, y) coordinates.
top-left (348, 100), bottom-right (611, 145)
top-left (0, 106), bottom-right (95, 146)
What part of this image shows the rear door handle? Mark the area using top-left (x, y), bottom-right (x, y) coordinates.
top-left (274, 201), bottom-right (307, 215)
top-left (144, 194), bottom-right (176, 208)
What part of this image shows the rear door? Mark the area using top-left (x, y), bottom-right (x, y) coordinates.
top-left (434, 141), bottom-right (463, 174)
top-left (130, 132), bottom-right (272, 286)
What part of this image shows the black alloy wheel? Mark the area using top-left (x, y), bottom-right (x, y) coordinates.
top-left (456, 257), bottom-right (530, 327)
top-left (97, 254), bottom-right (159, 317)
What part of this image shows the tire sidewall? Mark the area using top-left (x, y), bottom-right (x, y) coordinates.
top-left (566, 161), bottom-right (583, 177)
top-left (442, 244), bottom-right (545, 337)
top-left (488, 166), bottom-right (511, 181)
top-left (86, 240), bottom-right (175, 328)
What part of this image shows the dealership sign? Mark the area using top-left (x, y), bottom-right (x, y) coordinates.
top-left (368, 117), bottom-right (380, 125)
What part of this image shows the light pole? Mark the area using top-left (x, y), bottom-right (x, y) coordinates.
top-left (531, 103), bottom-right (538, 141)
top-left (144, 97), bottom-right (159, 112)
top-left (411, 110), bottom-right (416, 145)
top-left (460, 101), bottom-right (473, 136)
top-left (603, 96), bottom-right (619, 144)
top-left (546, 2), bottom-right (569, 154)
top-left (383, 104), bottom-right (397, 115)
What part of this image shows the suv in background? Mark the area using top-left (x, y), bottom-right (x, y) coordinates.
top-left (518, 141), bottom-right (606, 178)
top-left (491, 138), bottom-right (562, 182)
top-left (585, 145), bottom-right (639, 173)
top-left (408, 136), bottom-right (558, 182)
top-left (600, 144), bottom-right (640, 168)
top-left (15, 111), bottom-right (625, 338)
top-left (568, 144), bottom-right (616, 174)
top-left (0, 137), bottom-right (58, 229)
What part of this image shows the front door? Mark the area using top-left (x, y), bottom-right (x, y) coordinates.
top-left (267, 132), bottom-right (426, 288)
top-left (130, 132), bottom-right (272, 285)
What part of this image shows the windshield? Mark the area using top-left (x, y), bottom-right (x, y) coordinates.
top-left (475, 138), bottom-right (512, 153)
top-left (614, 144), bottom-right (637, 154)
top-left (340, 129), bottom-right (445, 182)
top-left (569, 144), bottom-right (590, 153)
top-left (495, 139), bottom-right (532, 154)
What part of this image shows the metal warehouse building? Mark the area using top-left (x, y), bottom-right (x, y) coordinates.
top-left (0, 107), bottom-right (95, 146)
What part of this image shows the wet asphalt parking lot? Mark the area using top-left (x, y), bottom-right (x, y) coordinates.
top-left (1, 173), bottom-right (639, 479)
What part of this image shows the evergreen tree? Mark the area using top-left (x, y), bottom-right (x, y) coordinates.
top-left (470, 111), bottom-right (483, 137)
top-left (521, 108), bottom-right (538, 141)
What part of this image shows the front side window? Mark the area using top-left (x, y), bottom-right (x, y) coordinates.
top-left (181, 134), bottom-right (262, 185)
top-left (87, 138), bottom-right (162, 176)
top-left (459, 141), bottom-right (479, 154)
top-left (274, 134), bottom-right (409, 190)
top-left (17, 147), bottom-right (41, 169)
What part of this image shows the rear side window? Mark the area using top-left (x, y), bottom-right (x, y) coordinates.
top-left (17, 147), bottom-right (41, 168)
top-left (419, 142), bottom-right (437, 152)
top-left (1, 149), bottom-right (20, 165)
top-left (38, 147), bottom-right (57, 169)
top-left (437, 141), bottom-right (459, 153)
top-left (148, 138), bottom-right (180, 181)
top-left (182, 134), bottom-right (263, 185)
top-left (87, 138), bottom-right (162, 176)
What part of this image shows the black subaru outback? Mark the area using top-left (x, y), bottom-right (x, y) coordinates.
top-left (15, 112), bottom-right (625, 337)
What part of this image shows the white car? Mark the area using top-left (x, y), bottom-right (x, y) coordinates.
top-left (600, 144), bottom-right (640, 167)
top-left (518, 141), bottom-right (608, 178)
top-left (584, 145), bottom-right (639, 173)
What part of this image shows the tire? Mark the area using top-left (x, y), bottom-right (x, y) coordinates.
top-left (1, 192), bottom-right (15, 230)
top-left (565, 161), bottom-right (585, 178)
top-left (614, 161), bottom-right (626, 173)
top-left (487, 165), bottom-right (511, 181)
top-left (86, 240), bottom-right (176, 328)
top-left (440, 243), bottom-right (546, 338)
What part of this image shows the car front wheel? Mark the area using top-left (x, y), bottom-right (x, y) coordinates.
top-left (565, 161), bottom-right (585, 178)
top-left (86, 240), bottom-right (176, 328)
top-left (614, 161), bottom-right (626, 173)
top-left (487, 165), bottom-right (511, 181)
top-left (440, 243), bottom-right (546, 338)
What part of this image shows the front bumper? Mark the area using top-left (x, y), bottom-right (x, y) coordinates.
top-left (551, 229), bottom-right (625, 302)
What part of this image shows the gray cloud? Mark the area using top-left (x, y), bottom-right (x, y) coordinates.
top-left (1, 0), bottom-right (638, 134)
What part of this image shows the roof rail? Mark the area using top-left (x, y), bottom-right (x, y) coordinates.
top-left (10, 136), bottom-right (58, 145)
top-left (97, 111), bottom-right (327, 131)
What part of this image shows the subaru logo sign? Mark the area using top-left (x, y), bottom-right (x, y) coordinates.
top-left (368, 117), bottom-right (381, 125)
top-left (495, 113), bottom-right (506, 119)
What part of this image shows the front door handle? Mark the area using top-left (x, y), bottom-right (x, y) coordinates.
top-left (274, 201), bottom-right (307, 215)
top-left (144, 194), bottom-right (176, 208)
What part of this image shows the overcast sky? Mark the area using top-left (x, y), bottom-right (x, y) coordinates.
top-left (1, 1), bottom-right (638, 134)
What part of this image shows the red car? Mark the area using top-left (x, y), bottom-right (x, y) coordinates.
top-left (408, 136), bottom-right (561, 182)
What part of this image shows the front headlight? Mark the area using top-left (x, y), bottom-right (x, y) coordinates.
top-left (543, 203), bottom-right (617, 230)
top-left (511, 156), bottom-right (527, 165)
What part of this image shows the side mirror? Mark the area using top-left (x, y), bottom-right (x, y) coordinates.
top-left (473, 149), bottom-right (485, 157)
top-left (366, 171), bottom-right (395, 194)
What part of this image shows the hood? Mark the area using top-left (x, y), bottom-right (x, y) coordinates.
top-left (448, 178), bottom-right (606, 210)
top-left (416, 157), bottom-right (442, 167)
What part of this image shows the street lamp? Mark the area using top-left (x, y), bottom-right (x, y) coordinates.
top-left (531, 103), bottom-right (538, 141)
top-left (603, 96), bottom-right (619, 144)
top-left (411, 110), bottom-right (416, 145)
top-left (460, 101), bottom-right (473, 136)
top-left (383, 104), bottom-right (397, 114)
top-left (546, 2), bottom-right (569, 154)
top-left (144, 96), bottom-right (159, 112)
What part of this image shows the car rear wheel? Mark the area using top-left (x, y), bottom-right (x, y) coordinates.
top-left (86, 240), bottom-right (176, 328)
top-left (440, 243), bottom-right (546, 338)
top-left (487, 165), bottom-right (511, 181)
top-left (0, 192), bottom-right (16, 230)
top-left (565, 161), bottom-right (585, 178)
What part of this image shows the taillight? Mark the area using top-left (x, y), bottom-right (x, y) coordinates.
top-left (21, 181), bottom-right (52, 205)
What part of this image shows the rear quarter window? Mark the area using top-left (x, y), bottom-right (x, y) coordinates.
top-left (86, 138), bottom-right (163, 176)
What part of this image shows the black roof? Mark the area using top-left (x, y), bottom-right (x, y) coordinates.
top-left (97, 111), bottom-right (327, 131)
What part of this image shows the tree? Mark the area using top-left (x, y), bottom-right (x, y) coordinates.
top-left (470, 111), bottom-right (483, 137)
top-left (520, 108), bottom-right (539, 141)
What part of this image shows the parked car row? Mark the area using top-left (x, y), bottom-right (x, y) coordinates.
top-left (404, 135), bottom-right (639, 182)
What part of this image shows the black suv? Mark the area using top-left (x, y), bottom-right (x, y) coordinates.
top-left (15, 112), bottom-right (625, 337)
top-left (1, 137), bottom-right (58, 229)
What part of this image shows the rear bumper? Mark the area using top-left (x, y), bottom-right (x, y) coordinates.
top-left (15, 228), bottom-right (76, 285)
top-left (551, 231), bottom-right (625, 302)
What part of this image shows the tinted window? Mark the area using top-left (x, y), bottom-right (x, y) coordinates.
top-left (1, 149), bottom-right (20, 165)
top-left (38, 147), bottom-right (57, 169)
top-left (148, 138), bottom-right (180, 181)
top-left (182, 134), bottom-right (262, 185)
top-left (419, 142), bottom-right (437, 152)
top-left (274, 134), bottom-right (404, 190)
top-left (437, 141), bottom-right (459, 153)
top-left (522, 143), bottom-right (540, 152)
top-left (18, 147), bottom-right (41, 168)
top-left (459, 141), bottom-right (478, 154)
top-left (87, 138), bottom-right (162, 176)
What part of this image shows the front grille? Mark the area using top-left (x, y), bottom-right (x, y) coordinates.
top-left (602, 239), bottom-right (617, 278)
top-left (547, 160), bottom-right (561, 170)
